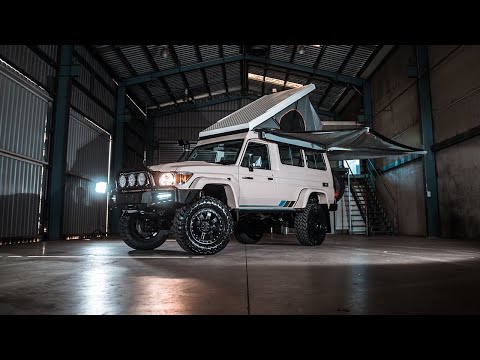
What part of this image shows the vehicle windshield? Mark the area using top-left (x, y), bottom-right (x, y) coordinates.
top-left (186, 139), bottom-right (244, 164)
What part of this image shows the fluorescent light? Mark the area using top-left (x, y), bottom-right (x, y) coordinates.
top-left (310, 45), bottom-right (322, 48)
top-left (248, 73), bottom-right (303, 89)
top-left (95, 182), bottom-right (108, 194)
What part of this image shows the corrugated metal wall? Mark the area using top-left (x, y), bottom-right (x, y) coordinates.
top-left (0, 45), bottom-right (57, 88)
top-left (70, 46), bottom-right (117, 133)
top-left (0, 62), bottom-right (50, 241)
top-left (154, 98), bottom-right (253, 141)
top-left (63, 111), bottom-right (111, 236)
top-left (153, 141), bottom-right (197, 164)
top-left (0, 157), bottom-right (44, 238)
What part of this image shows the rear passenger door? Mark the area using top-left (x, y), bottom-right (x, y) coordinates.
top-left (276, 144), bottom-right (307, 208)
top-left (303, 148), bottom-right (333, 198)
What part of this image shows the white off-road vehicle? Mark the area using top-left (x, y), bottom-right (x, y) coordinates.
top-left (112, 84), bottom-right (424, 255)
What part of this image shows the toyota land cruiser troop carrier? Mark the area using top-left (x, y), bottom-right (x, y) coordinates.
top-left (111, 84), bottom-right (426, 255)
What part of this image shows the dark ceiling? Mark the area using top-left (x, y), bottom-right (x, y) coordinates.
top-left (91, 45), bottom-right (385, 115)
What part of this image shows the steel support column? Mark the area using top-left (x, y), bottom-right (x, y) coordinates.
top-left (145, 111), bottom-right (154, 166)
top-left (111, 84), bottom-right (126, 234)
top-left (362, 81), bottom-right (373, 127)
top-left (113, 85), bottom-right (126, 177)
top-left (416, 45), bottom-right (440, 237)
top-left (47, 45), bottom-right (75, 241)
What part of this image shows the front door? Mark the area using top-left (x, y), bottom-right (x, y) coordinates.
top-left (238, 141), bottom-right (277, 208)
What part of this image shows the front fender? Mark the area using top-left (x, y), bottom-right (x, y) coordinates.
top-left (190, 177), bottom-right (239, 209)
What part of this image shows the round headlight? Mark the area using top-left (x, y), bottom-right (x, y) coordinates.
top-left (128, 174), bottom-right (136, 187)
top-left (159, 172), bottom-right (175, 186)
top-left (118, 175), bottom-right (127, 188)
top-left (137, 172), bottom-right (146, 186)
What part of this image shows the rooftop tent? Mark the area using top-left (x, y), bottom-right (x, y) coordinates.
top-left (259, 128), bottom-right (427, 161)
top-left (199, 84), bottom-right (321, 138)
top-left (198, 84), bottom-right (426, 161)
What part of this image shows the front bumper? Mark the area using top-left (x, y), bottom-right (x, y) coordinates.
top-left (111, 187), bottom-right (199, 212)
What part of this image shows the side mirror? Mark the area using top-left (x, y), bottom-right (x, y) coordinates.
top-left (248, 164), bottom-right (254, 172)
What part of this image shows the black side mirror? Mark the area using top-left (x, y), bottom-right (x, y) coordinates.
top-left (249, 164), bottom-right (254, 172)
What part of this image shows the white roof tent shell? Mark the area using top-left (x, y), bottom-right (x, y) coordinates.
top-left (199, 84), bottom-right (320, 138)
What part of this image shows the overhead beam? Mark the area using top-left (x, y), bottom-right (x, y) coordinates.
top-left (261, 45), bottom-right (271, 95)
top-left (416, 45), bottom-right (440, 237)
top-left (141, 45), bottom-right (177, 106)
top-left (281, 45), bottom-right (298, 91)
top-left (168, 45), bottom-right (194, 100)
top-left (123, 54), bottom-right (244, 86)
top-left (244, 55), bottom-right (365, 87)
top-left (306, 45), bottom-right (328, 84)
top-left (151, 95), bottom-right (246, 117)
top-left (317, 45), bottom-right (358, 109)
top-left (113, 46), bottom-right (158, 108)
top-left (47, 45), bottom-right (76, 241)
top-left (218, 45), bottom-right (229, 95)
top-left (123, 53), bottom-right (364, 88)
top-left (194, 45), bottom-right (212, 99)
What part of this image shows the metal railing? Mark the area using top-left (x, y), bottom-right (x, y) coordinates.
top-left (366, 159), bottom-right (398, 233)
top-left (344, 161), bottom-right (368, 235)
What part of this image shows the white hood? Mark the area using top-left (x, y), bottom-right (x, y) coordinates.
top-left (149, 161), bottom-right (224, 172)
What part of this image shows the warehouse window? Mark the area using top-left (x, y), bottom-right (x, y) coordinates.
top-left (344, 159), bottom-right (360, 174)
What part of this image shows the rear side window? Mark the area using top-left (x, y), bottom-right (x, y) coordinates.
top-left (278, 145), bottom-right (304, 167)
top-left (304, 149), bottom-right (327, 170)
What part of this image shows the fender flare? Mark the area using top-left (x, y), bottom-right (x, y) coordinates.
top-left (190, 177), bottom-right (239, 209)
top-left (295, 188), bottom-right (330, 209)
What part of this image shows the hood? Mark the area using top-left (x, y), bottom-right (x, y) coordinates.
top-left (149, 161), bottom-right (223, 172)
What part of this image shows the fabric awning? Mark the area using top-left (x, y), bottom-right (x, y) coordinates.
top-left (259, 127), bottom-right (427, 160)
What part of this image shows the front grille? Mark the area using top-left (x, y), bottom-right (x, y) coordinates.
top-left (116, 192), bottom-right (143, 204)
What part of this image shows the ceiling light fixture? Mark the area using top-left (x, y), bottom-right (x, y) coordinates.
top-left (248, 73), bottom-right (303, 88)
top-left (297, 45), bottom-right (306, 55)
top-left (159, 46), bottom-right (170, 59)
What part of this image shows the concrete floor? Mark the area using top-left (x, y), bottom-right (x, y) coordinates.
top-left (1, 234), bottom-right (480, 315)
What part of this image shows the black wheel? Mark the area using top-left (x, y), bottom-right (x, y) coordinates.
top-left (173, 196), bottom-right (233, 255)
top-left (234, 219), bottom-right (263, 244)
top-left (294, 203), bottom-right (328, 246)
top-left (119, 213), bottom-right (169, 250)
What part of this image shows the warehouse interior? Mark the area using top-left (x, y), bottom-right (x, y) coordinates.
top-left (0, 44), bottom-right (479, 315)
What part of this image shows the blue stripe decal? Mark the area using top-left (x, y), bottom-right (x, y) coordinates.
top-left (278, 200), bottom-right (287, 206)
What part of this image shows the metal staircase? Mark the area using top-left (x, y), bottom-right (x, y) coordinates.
top-left (343, 161), bottom-right (395, 236)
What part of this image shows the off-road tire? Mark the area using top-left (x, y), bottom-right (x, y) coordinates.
top-left (294, 203), bottom-right (328, 246)
top-left (234, 220), bottom-right (263, 244)
top-left (174, 196), bottom-right (233, 255)
top-left (119, 213), bottom-right (169, 250)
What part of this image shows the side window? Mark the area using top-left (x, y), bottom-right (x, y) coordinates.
top-left (241, 142), bottom-right (271, 170)
top-left (278, 145), bottom-right (304, 167)
top-left (304, 149), bottom-right (327, 171)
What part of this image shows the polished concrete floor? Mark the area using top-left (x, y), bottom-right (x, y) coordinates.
top-left (1, 234), bottom-right (480, 315)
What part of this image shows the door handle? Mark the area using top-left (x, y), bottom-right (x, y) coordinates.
top-left (242, 176), bottom-right (253, 180)
top-left (268, 177), bottom-right (274, 180)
